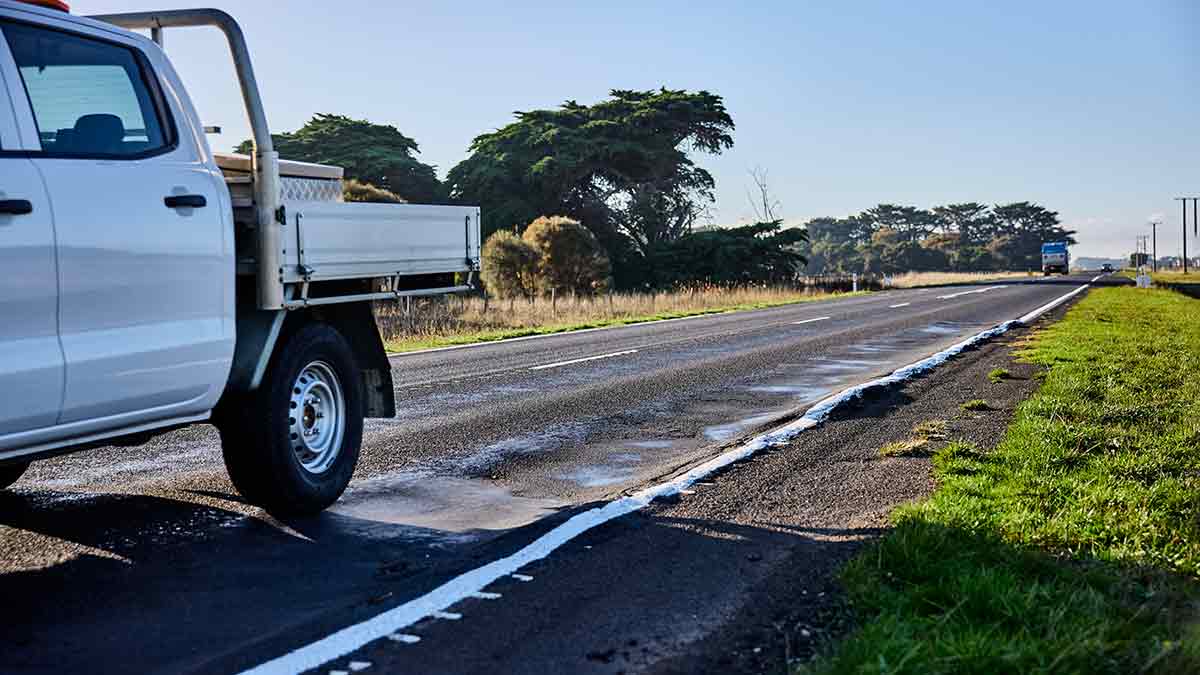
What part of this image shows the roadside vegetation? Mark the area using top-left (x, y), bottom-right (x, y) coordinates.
top-left (884, 271), bottom-right (1032, 288)
top-left (377, 286), bottom-right (862, 352)
top-left (804, 287), bottom-right (1200, 673)
top-left (959, 399), bottom-right (991, 411)
top-left (251, 101), bottom-right (1071, 292)
top-left (987, 367), bottom-right (1011, 383)
top-left (879, 421), bottom-right (949, 458)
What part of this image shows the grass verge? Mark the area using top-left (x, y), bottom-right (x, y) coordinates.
top-left (803, 287), bottom-right (1200, 674)
top-left (381, 290), bottom-right (868, 353)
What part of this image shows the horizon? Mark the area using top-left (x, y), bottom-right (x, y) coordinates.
top-left (76, 0), bottom-right (1199, 259)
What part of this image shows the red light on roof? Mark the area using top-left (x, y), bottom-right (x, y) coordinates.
top-left (20, 0), bottom-right (71, 11)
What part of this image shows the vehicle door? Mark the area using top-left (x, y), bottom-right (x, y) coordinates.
top-left (0, 25), bottom-right (61, 442)
top-left (0, 15), bottom-right (231, 431)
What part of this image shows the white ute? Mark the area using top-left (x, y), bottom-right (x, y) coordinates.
top-left (0, 1), bottom-right (481, 513)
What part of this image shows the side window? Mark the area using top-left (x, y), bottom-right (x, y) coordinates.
top-left (1, 21), bottom-right (173, 158)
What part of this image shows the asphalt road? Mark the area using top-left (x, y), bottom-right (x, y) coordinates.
top-left (0, 274), bottom-right (1105, 674)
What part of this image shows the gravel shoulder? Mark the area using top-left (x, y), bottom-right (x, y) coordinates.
top-left (320, 303), bottom-right (1076, 675)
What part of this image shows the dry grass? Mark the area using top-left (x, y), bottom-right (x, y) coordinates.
top-left (377, 286), bottom-right (862, 352)
top-left (879, 438), bottom-right (929, 457)
top-left (879, 420), bottom-right (949, 458)
top-left (885, 271), bottom-right (1034, 288)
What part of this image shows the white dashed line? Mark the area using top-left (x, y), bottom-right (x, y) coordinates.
top-left (510, 574), bottom-right (534, 582)
top-left (937, 285), bottom-right (1006, 300)
top-left (888, 302), bottom-right (911, 309)
top-left (432, 611), bottom-right (462, 620)
top-left (470, 591), bottom-right (502, 600)
top-left (792, 316), bottom-right (831, 325)
top-left (348, 662), bottom-right (372, 672)
top-left (387, 634), bottom-right (421, 645)
top-left (529, 349), bottom-right (638, 371)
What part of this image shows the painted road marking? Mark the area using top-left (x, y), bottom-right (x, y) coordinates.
top-left (470, 591), bottom-right (502, 600)
top-left (239, 282), bottom-right (1096, 675)
top-left (792, 316), bottom-right (831, 325)
top-left (529, 349), bottom-right (638, 371)
top-left (348, 662), bottom-right (372, 672)
top-left (387, 634), bottom-right (420, 644)
top-left (432, 611), bottom-right (462, 620)
top-left (937, 285), bottom-right (1006, 300)
top-left (511, 574), bottom-right (534, 582)
top-left (889, 302), bottom-right (911, 308)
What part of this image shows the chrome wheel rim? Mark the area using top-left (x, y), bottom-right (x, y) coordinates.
top-left (289, 360), bottom-right (345, 474)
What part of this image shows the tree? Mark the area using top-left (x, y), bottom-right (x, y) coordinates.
top-left (645, 221), bottom-right (808, 287)
top-left (932, 202), bottom-right (994, 244)
top-left (746, 166), bottom-right (780, 222)
top-left (480, 230), bottom-right (539, 300)
top-left (861, 204), bottom-right (938, 244)
top-left (238, 114), bottom-right (445, 203)
top-left (991, 202), bottom-right (1077, 270)
top-left (446, 88), bottom-right (735, 286)
top-left (522, 216), bottom-right (612, 296)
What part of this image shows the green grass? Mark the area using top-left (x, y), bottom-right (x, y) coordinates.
top-left (987, 367), bottom-right (1012, 383)
top-left (803, 287), bottom-right (1200, 674)
top-left (960, 399), bottom-right (991, 412)
top-left (383, 292), bottom-right (869, 352)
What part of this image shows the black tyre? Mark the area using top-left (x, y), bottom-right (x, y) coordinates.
top-left (0, 461), bottom-right (29, 490)
top-left (218, 323), bottom-right (363, 515)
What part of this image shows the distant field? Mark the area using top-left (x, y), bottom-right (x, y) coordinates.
top-left (805, 287), bottom-right (1200, 674)
top-left (885, 271), bottom-right (1034, 288)
top-left (378, 287), bottom-right (865, 352)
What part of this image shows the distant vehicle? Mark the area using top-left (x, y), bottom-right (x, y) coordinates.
top-left (0, 2), bottom-right (481, 513)
top-left (1041, 241), bottom-right (1070, 276)
top-left (1101, 263), bottom-right (1115, 274)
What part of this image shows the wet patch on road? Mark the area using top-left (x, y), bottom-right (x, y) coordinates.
top-left (329, 472), bottom-right (565, 543)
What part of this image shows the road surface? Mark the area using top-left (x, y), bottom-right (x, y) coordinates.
top-left (0, 274), bottom-right (1106, 674)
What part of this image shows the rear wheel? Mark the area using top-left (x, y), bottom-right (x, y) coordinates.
top-left (218, 323), bottom-right (363, 515)
top-left (0, 462), bottom-right (29, 490)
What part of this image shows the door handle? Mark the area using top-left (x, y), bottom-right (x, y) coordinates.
top-left (0, 200), bottom-right (33, 215)
top-left (164, 194), bottom-right (207, 209)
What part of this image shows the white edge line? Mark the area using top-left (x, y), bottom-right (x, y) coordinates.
top-left (792, 316), bottom-right (831, 325)
top-left (528, 349), bottom-right (638, 371)
top-left (239, 282), bottom-right (1093, 675)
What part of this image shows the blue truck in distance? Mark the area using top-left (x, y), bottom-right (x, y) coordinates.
top-left (1041, 241), bottom-right (1070, 275)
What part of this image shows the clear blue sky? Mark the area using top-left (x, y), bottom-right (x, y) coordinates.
top-left (77, 0), bottom-right (1198, 259)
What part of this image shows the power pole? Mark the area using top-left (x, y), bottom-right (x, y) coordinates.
top-left (1176, 198), bottom-right (1196, 274)
top-left (1149, 221), bottom-right (1159, 271)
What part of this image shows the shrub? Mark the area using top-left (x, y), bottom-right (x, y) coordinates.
top-left (522, 216), bottom-right (612, 296)
top-left (343, 179), bottom-right (406, 204)
top-left (480, 230), bottom-right (540, 299)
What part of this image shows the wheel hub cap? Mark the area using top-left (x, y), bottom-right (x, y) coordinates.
top-left (289, 361), bottom-right (345, 474)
